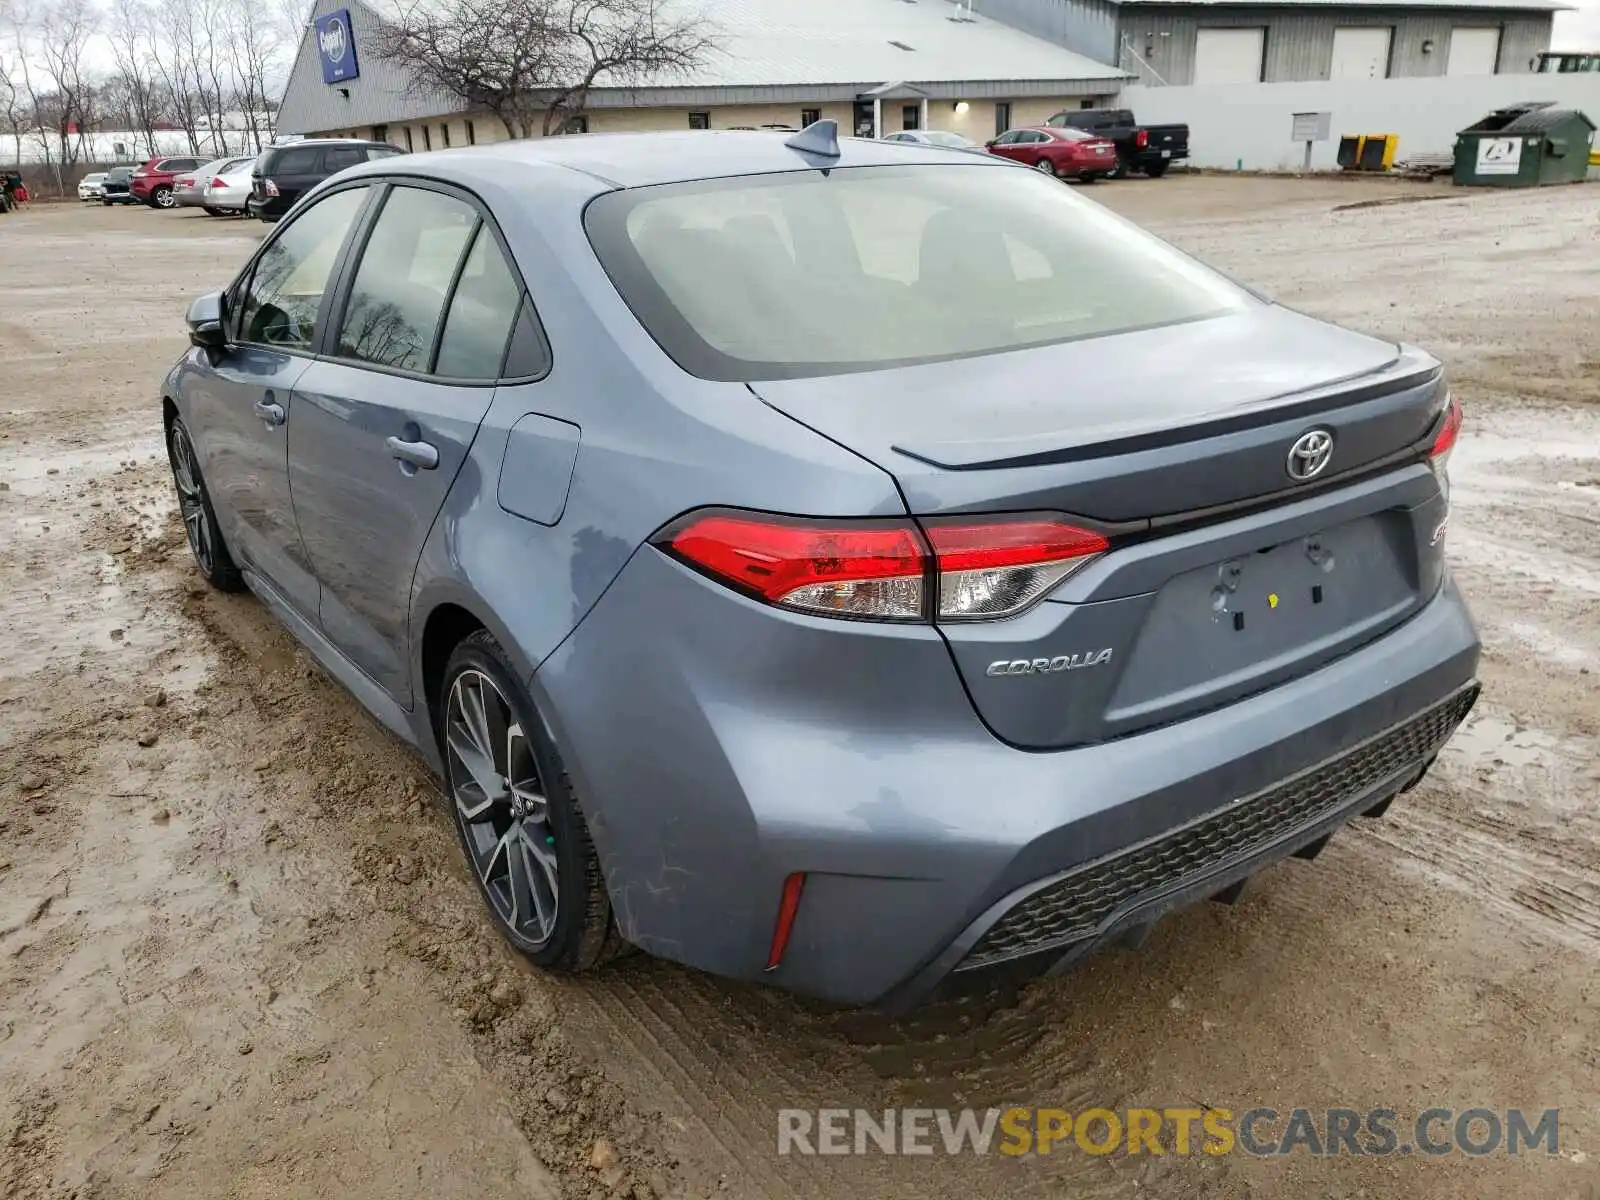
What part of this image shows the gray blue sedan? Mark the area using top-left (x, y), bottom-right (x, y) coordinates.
top-left (160, 124), bottom-right (1479, 1008)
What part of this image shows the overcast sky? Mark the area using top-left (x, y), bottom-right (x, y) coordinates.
top-left (1553, 1), bottom-right (1600, 48)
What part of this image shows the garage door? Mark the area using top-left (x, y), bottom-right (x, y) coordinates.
top-left (1330, 27), bottom-right (1392, 79)
top-left (1194, 28), bottom-right (1265, 83)
top-left (1447, 27), bottom-right (1502, 75)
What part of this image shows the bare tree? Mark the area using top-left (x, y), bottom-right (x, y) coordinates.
top-left (376, 0), bottom-right (713, 140)
top-left (0, 16), bottom-right (23, 168)
top-left (221, 0), bottom-right (283, 150)
top-left (30, 0), bottom-right (96, 180)
top-left (107, 0), bottom-right (162, 157)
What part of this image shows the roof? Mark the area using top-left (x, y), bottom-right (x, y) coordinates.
top-left (1485, 104), bottom-right (1599, 132)
top-left (1117, 0), bottom-right (1571, 9)
top-left (624, 0), bottom-right (1125, 87)
top-left (278, 0), bottom-right (1124, 135)
top-left (335, 127), bottom-right (1019, 190)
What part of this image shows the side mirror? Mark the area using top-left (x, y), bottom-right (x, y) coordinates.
top-left (186, 290), bottom-right (227, 356)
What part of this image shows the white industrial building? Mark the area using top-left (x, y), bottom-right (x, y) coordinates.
top-left (277, 0), bottom-right (1129, 145)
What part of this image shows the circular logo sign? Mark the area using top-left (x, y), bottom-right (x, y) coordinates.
top-left (320, 17), bottom-right (349, 64)
top-left (1286, 429), bottom-right (1334, 481)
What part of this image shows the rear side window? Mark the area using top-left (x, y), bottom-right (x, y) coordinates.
top-left (238, 187), bottom-right (369, 350)
top-left (336, 186), bottom-right (478, 372)
top-left (324, 146), bottom-right (365, 172)
top-left (368, 145), bottom-right (405, 159)
top-left (434, 226), bottom-right (524, 379)
top-left (272, 147), bottom-right (321, 175)
top-left (585, 165), bottom-right (1256, 381)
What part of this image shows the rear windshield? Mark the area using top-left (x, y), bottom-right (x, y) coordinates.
top-left (108, 168), bottom-right (133, 181)
top-left (584, 164), bottom-right (1255, 381)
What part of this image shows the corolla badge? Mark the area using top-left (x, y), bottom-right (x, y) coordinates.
top-left (986, 649), bottom-right (1114, 677)
top-left (319, 16), bottom-right (349, 63)
top-left (1286, 429), bottom-right (1334, 481)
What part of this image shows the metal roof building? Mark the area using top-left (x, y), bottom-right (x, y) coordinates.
top-left (977, 0), bottom-right (1567, 85)
top-left (276, 0), bottom-right (1128, 147)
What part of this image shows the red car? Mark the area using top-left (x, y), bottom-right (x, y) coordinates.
top-left (985, 126), bottom-right (1118, 181)
top-left (129, 154), bottom-right (205, 209)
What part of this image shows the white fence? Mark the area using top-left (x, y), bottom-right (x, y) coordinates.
top-left (1122, 74), bottom-right (1600, 171)
top-left (2, 129), bottom-right (265, 168)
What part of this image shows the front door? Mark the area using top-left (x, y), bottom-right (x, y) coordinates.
top-left (188, 184), bottom-right (372, 620)
top-left (288, 183), bottom-right (525, 704)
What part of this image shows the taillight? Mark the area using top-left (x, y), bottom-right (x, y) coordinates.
top-left (655, 510), bottom-right (1109, 623)
top-left (1429, 391), bottom-right (1462, 468)
top-left (210, 177), bottom-right (227, 188)
top-left (264, 178), bottom-right (280, 197)
top-left (1136, 129), bottom-right (1149, 148)
top-left (926, 517), bottom-right (1109, 621)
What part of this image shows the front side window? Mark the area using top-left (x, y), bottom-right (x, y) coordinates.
top-left (336, 186), bottom-right (478, 372)
top-left (585, 165), bottom-right (1256, 381)
top-left (237, 186), bottom-right (369, 350)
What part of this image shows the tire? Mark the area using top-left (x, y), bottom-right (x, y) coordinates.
top-left (167, 418), bottom-right (245, 592)
top-left (437, 630), bottom-right (624, 972)
top-left (1079, 173), bottom-right (1100, 184)
top-left (1144, 159), bottom-right (1170, 179)
top-left (1033, 158), bottom-right (1058, 177)
top-left (151, 185), bottom-right (176, 209)
top-left (1106, 156), bottom-right (1127, 180)
top-left (102, 197), bottom-right (112, 206)
top-left (203, 206), bottom-right (227, 216)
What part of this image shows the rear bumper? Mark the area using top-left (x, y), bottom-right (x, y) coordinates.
top-left (539, 551), bottom-right (1480, 1009)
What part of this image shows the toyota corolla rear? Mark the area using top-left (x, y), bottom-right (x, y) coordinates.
top-left (539, 154), bottom-right (1480, 1009)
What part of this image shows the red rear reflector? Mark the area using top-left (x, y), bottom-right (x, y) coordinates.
top-left (661, 512), bottom-right (926, 621)
top-left (1430, 392), bottom-right (1462, 462)
top-left (765, 872), bottom-right (806, 971)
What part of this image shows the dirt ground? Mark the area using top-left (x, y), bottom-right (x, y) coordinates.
top-left (1, 176), bottom-right (1597, 1200)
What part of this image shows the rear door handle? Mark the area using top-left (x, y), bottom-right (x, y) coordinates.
top-left (253, 397), bottom-right (285, 426)
top-left (386, 436), bottom-right (439, 471)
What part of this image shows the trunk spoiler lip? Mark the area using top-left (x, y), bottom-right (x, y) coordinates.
top-left (890, 352), bottom-right (1441, 472)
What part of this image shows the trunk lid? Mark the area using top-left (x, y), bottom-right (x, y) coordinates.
top-left (752, 306), bottom-right (1451, 748)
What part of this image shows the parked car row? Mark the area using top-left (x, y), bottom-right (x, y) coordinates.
top-left (882, 108), bottom-right (1190, 182)
top-left (85, 138), bottom-right (407, 221)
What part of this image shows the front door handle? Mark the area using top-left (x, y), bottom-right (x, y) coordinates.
top-left (386, 436), bottom-right (439, 472)
top-left (253, 398), bottom-right (286, 427)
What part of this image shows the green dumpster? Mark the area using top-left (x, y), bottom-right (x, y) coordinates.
top-left (1453, 101), bottom-right (1597, 187)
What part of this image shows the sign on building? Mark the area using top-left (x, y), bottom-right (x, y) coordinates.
top-left (1474, 137), bottom-right (1523, 175)
top-left (315, 8), bottom-right (360, 85)
top-left (1290, 112), bottom-right (1332, 143)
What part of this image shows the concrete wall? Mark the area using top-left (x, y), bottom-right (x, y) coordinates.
top-left (307, 94), bottom-right (1121, 145)
top-left (1116, 5), bottom-right (1552, 84)
top-left (1121, 72), bottom-right (1600, 169)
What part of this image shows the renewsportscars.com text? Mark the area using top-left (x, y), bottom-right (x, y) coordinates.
top-left (776, 1107), bottom-right (1559, 1158)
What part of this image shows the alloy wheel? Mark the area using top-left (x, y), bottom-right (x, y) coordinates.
top-left (1034, 159), bottom-right (1056, 176)
top-left (444, 669), bottom-right (560, 946)
top-left (154, 187), bottom-right (176, 208)
top-left (169, 424), bottom-right (215, 574)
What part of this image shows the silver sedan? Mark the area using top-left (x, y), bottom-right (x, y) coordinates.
top-left (188, 156), bottom-right (258, 214)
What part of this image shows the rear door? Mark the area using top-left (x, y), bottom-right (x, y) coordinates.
top-left (287, 180), bottom-right (525, 704)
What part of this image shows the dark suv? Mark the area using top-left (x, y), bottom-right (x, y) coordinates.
top-left (100, 165), bottom-right (142, 206)
top-left (249, 139), bottom-right (403, 220)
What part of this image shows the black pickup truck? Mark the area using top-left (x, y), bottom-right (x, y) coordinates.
top-left (1046, 109), bottom-right (1189, 177)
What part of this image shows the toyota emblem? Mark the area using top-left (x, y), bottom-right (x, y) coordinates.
top-left (1286, 429), bottom-right (1334, 481)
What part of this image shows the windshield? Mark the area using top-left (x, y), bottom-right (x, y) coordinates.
top-left (584, 164), bottom-right (1255, 381)
top-left (922, 131), bottom-right (975, 149)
